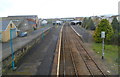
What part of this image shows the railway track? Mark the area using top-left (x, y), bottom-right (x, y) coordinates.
top-left (52, 23), bottom-right (107, 76)
top-left (70, 25), bottom-right (107, 76)
top-left (59, 23), bottom-right (78, 76)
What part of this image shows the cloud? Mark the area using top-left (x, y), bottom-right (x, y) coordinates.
top-left (0, 0), bottom-right (13, 12)
top-left (0, 0), bottom-right (119, 18)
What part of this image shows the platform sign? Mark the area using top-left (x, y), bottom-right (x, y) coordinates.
top-left (101, 31), bottom-right (105, 38)
top-left (101, 31), bottom-right (105, 59)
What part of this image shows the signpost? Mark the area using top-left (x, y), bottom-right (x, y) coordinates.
top-left (101, 31), bottom-right (105, 59)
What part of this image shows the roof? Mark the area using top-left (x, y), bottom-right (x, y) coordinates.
top-left (12, 20), bottom-right (21, 27)
top-left (56, 21), bottom-right (63, 23)
top-left (8, 15), bottom-right (38, 18)
top-left (27, 18), bottom-right (36, 22)
top-left (0, 20), bottom-right (11, 31)
top-left (28, 21), bottom-right (36, 25)
top-left (71, 20), bottom-right (81, 23)
top-left (42, 20), bottom-right (48, 24)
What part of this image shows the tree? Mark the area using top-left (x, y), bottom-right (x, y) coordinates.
top-left (92, 17), bottom-right (100, 27)
top-left (93, 19), bottom-right (114, 43)
top-left (86, 17), bottom-right (95, 30)
top-left (118, 22), bottom-right (120, 45)
top-left (82, 17), bottom-right (88, 28)
top-left (111, 17), bottom-right (119, 33)
top-left (111, 17), bottom-right (120, 44)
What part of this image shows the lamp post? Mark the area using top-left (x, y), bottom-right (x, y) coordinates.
top-left (42, 30), bottom-right (44, 40)
top-left (10, 28), bottom-right (16, 70)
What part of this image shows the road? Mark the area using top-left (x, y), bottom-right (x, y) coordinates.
top-left (7, 26), bottom-right (61, 75)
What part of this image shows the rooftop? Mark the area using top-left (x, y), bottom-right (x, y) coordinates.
top-left (0, 20), bottom-right (11, 31)
top-left (8, 15), bottom-right (38, 18)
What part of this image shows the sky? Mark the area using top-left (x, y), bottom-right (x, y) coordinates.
top-left (0, 0), bottom-right (119, 18)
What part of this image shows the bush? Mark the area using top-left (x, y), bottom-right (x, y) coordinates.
top-left (93, 19), bottom-right (114, 43)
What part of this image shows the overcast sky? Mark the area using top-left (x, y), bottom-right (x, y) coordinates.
top-left (0, 0), bottom-right (119, 18)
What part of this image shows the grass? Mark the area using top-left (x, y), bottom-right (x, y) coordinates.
top-left (92, 42), bottom-right (118, 64)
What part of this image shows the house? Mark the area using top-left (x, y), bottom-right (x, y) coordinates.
top-left (3, 16), bottom-right (38, 33)
top-left (118, 15), bottom-right (120, 22)
top-left (101, 15), bottom-right (119, 24)
top-left (28, 20), bottom-right (37, 30)
top-left (111, 15), bottom-right (119, 21)
top-left (12, 19), bottom-right (22, 30)
top-left (15, 19), bottom-right (36, 32)
top-left (91, 16), bottom-right (101, 27)
top-left (41, 20), bottom-right (48, 25)
top-left (0, 20), bottom-right (17, 42)
top-left (108, 17), bottom-right (114, 23)
top-left (8, 15), bottom-right (39, 24)
top-left (2, 17), bottom-right (28, 32)
top-left (118, 2), bottom-right (120, 22)
top-left (75, 17), bottom-right (84, 21)
top-left (7, 15), bottom-right (39, 31)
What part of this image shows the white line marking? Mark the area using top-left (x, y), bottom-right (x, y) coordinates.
top-left (70, 26), bottom-right (82, 38)
top-left (57, 25), bottom-right (63, 77)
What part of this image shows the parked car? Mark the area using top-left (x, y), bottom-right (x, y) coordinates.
top-left (17, 30), bottom-right (27, 37)
top-left (20, 32), bottom-right (27, 37)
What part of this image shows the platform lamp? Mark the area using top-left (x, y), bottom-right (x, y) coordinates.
top-left (9, 23), bottom-right (16, 70)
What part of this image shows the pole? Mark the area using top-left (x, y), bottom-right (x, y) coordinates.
top-left (10, 29), bottom-right (15, 70)
top-left (102, 38), bottom-right (104, 59)
top-left (42, 30), bottom-right (44, 40)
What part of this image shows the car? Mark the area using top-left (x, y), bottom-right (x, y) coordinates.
top-left (18, 31), bottom-right (27, 37)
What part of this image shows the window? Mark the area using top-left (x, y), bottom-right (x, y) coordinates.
top-left (10, 24), bottom-right (12, 28)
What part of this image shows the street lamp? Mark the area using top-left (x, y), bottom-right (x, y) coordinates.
top-left (10, 28), bottom-right (16, 70)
